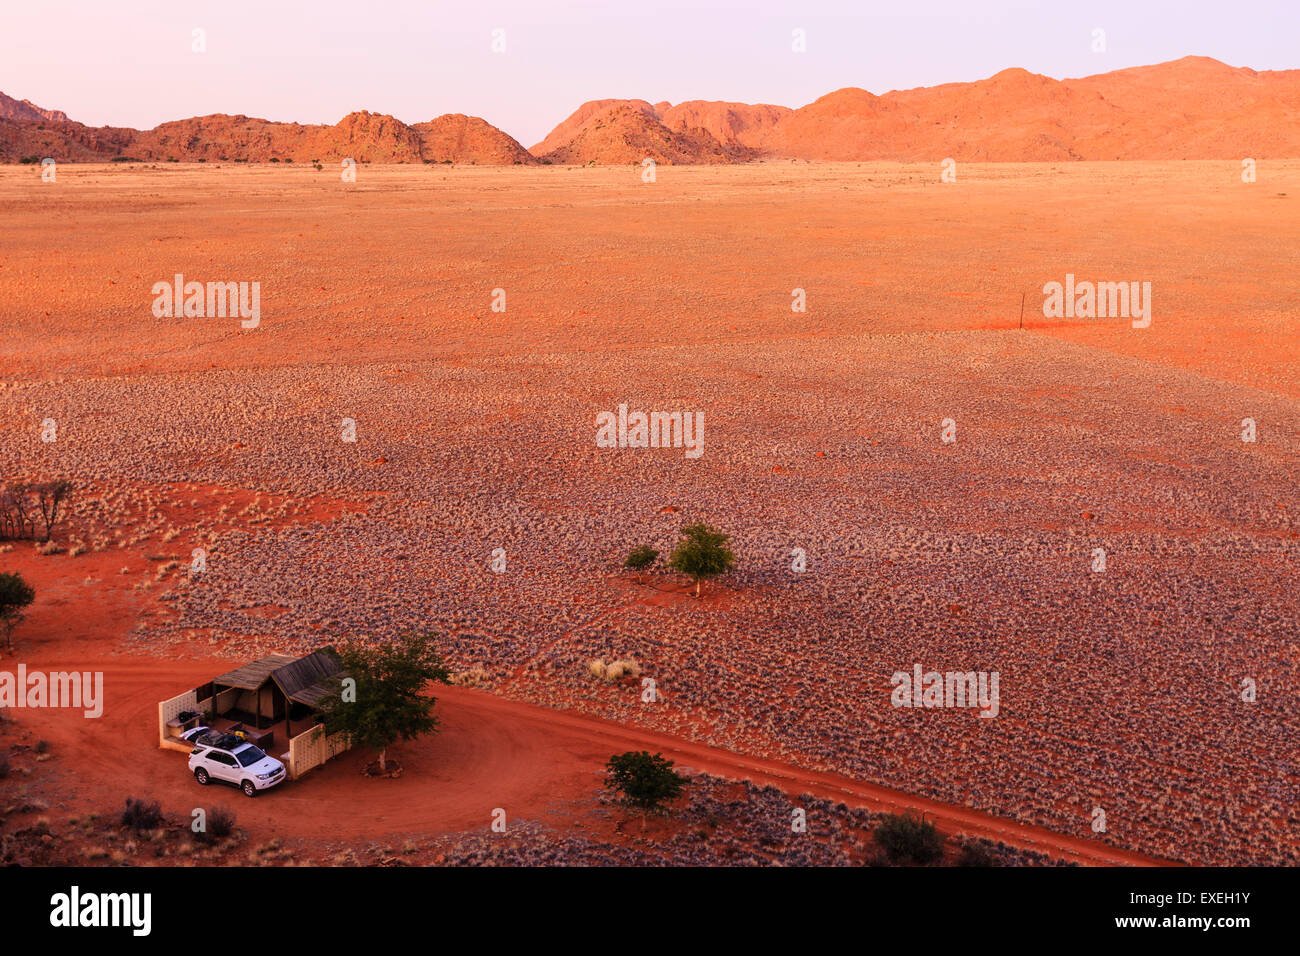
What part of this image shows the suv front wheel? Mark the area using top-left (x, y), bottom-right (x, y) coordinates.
top-left (241, 780), bottom-right (258, 797)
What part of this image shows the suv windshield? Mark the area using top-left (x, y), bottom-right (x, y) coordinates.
top-left (235, 746), bottom-right (268, 767)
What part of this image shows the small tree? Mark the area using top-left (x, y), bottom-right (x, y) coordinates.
top-left (35, 480), bottom-right (73, 542)
top-left (625, 545), bottom-right (658, 570)
top-left (0, 572), bottom-right (36, 652)
top-left (624, 544), bottom-right (658, 585)
top-left (604, 750), bottom-right (687, 830)
top-left (317, 632), bottom-right (450, 773)
top-left (1, 484), bottom-right (38, 541)
top-left (667, 522), bottom-right (735, 597)
top-left (873, 810), bottom-right (945, 865)
top-left (0, 489), bottom-right (14, 540)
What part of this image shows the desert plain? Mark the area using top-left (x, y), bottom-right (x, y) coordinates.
top-left (0, 159), bottom-right (1296, 866)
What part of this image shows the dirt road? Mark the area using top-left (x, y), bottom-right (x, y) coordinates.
top-left (6, 651), bottom-right (1169, 866)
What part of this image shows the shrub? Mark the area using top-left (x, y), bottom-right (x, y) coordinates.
top-left (957, 841), bottom-right (998, 866)
top-left (210, 807), bottom-right (236, 839)
top-left (0, 753), bottom-right (8, 779)
top-left (587, 658), bottom-right (641, 682)
top-left (625, 545), bottom-right (658, 570)
top-left (450, 666), bottom-right (489, 687)
top-left (196, 806), bottom-right (236, 843)
top-left (35, 740), bottom-right (49, 754)
top-left (0, 571), bottom-right (36, 652)
top-left (608, 659), bottom-right (641, 680)
top-left (121, 797), bottom-right (164, 832)
top-left (19, 156), bottom-right (40, 165)
top-left (604, 751), bottom-right (687, 828)
top-left (873, 810), bottom-right (945, 865)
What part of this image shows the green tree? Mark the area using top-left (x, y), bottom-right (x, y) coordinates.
top-left (317, 632), bottom-right (451, 773)
top-left (624, 544), bottom-right (658, 585)
top-left (0, 572), bottom-right (36, 653)
top-left (624, 545), bottom-right (658, 570)
top-left (604, 750), bottom-right (687, 830)
top-left (667, 522), bottom-right (735, 597)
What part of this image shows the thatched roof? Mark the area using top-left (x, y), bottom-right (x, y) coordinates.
top-left (211, 654), bottom-right (298, 691)
top-left (270, 647), bottom-right (347, 707)
top-left (209, 648), bottom-right (347, 710)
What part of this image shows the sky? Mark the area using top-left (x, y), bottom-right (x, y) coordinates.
top-left (2, 0), bottom-right (1297, 147)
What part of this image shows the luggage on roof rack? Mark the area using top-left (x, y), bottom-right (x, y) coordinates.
top-left (195, 731), bottom-right (244, 751)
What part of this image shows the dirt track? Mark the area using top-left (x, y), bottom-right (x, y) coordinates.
top-left (8, 650), bottom-right (1166, 867)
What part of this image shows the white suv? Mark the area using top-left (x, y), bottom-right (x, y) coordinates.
top-left (188, 732), bottom-right (287, 797)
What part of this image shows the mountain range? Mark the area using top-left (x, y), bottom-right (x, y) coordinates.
top-left (4, 57), bottom-right (1299, 165)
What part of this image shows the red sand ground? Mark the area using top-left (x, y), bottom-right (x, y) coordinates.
top-left (2, 161), bottom-right (1296, 396)
top-left (1, 160), bottom-right (1295, 866)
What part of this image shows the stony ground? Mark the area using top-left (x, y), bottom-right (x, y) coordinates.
top-left (4, 327), bottom-right (1295, 865)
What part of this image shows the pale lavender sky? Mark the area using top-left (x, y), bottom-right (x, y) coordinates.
top-left (2, 0), bottom-right (1296, 147)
